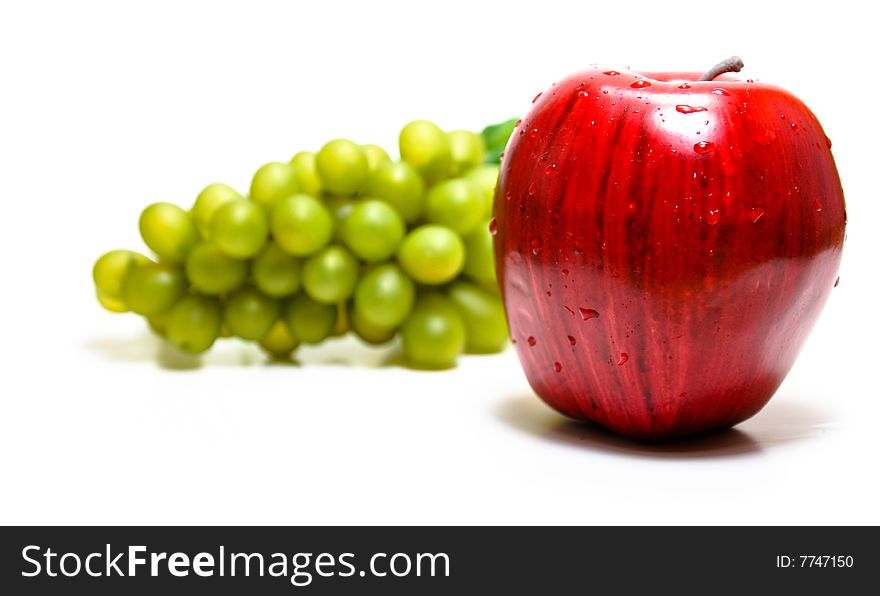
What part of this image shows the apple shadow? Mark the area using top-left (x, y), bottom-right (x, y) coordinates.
top-left (495, 395), bottom-right (833, 459)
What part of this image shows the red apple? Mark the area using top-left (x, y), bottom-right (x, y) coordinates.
top-left (494, 58), bottom-right (846, 440)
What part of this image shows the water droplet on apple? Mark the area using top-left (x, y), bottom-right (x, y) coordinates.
top-left (527, 336), bottom-right (537, 346)
top-left (693, 141), bottom-right (716, 154)
top-left (532, 92), bottom-right (543, 103)
top-left (630, 80), bottom-right (651, 88)
top-left (617, 352), bottom-right (629, 366)
top-left (564, 306), bottom-right (575, 316)
top-left (572, 248), bottom-right (583, 255)
top-left (561, 268), bottom-right (569, 276)
top-left (675, 104), bottom-right (707, 114)
top-left (530, 239), bottom-right (542, 255)
top-left (528, 181), bottom-right (537, 195)
top-left (514, 119), bottom-right (522, 127)
top-left (712, 88), bottom-right (731, 96)
top-left (706, 208), bottom-right (720, 225)
top-left (603, 70), bottom-right (620, 76)
top-left (678, 82), bottom-right (691, 89)
top-left (488, 218), bottom-right (498, 235)
top-left (814, 199), bottom-right (823, 212)
top-left (568, 336), bottom-right (577, 346)
top-left (529, 128), bottom-right (539, 139)
top-left (554, 362), bottom-right (563, 373)
top-left (834, 276), bottom-right (840, 288)
top-left (749, 207), bottom-right (765, 223)
top-left (825, 136), bottom-right (833, 149)
top-left (578, 90), bottom-right (589, 97)
top-left (679, 392), bottom-right (687, 398)
top-left (544, 164), bottom-right (556, 176)
top-left (579, 308), bottom-right (599, 321)
top-left (791, 122), bottom-right (800, 131)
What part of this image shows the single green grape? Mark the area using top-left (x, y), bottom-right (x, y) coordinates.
top-left (192, 183), bottom-right (243, 237)
top-left (361, 143), bottom-right (391, 174)
top-left (252, 241), bottom-right (301, 298)
top-left (397, 225), bottom-right (465, 285)
top-left (447, 130), bottom-right (486, 177)
top-left (466, 164), bottom-right (499, 219)
top-left (363, 161), bottom-right (424, 223)
top-left (270, 194), bottom-right (333, 256)
top-left (401, 293), bottom-right (466, 368)
top-left (353, 263), bottom-right (415, 329)
top-left (284, 294), bottom-right (337, 344)
top-left (250, 162), bottom-right (299, 208)
top-left (223, 286), bottom-right (281, 340)
top-left (139, 202), bottom-right (199, 263)
top-left (462, 221), bottom-right (497, 288)
top-left (166, 295), bottom-right (222, 354)
top-left (259, 319), bottom-right (299, 357)
top-left (399, 120), bottom-right (451, 184)
top-left (93, 249), bottom-right (151, 310)
top-left (209, 199), bottom-right (268, 259)
top-left (185, 242), bottom-right (248, 295)
top-left (447, 281), bottom-right (508, 353)
top-left (290, 151), bottom-right (323, 197)
top-left (350, 307), bottom-right (397, 345)
top-left (96, 290), bottom-right (128, 313)
top-left (424, 178), bottom-right (482, 235)
top-left (315, 139), bottom-right (368, 196)
top-left (341, 199), bottom-right (405, 262)
top-left (121, 262), bottom-right (187, 316)
top-left (147, 312), bottom-right (170, 337)
top-left (301, 245), bottom-right (359, 304)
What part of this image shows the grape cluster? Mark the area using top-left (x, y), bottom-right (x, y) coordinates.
top-left (92, 120), bottom-right (509, 368)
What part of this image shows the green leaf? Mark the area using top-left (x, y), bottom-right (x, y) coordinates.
top-left (480, 118), bottom-right (519, 164)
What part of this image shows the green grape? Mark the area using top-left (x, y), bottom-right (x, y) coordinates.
top-left (401, 294), bottom-right (465, 368)
top-left (341, 199), bottom-right (405, 262)
top-left (315, 139), bottom-right (368, 196)
top-left (448, 281), bottom-right (508, 353)
top-left (260, 319), bottom-right (299, 357)
top-left (270, 194), bottom-right (333, 256)
top-left (192, 183), bottom-right (243, 237)
top-left (399, 120), bottom-right (451, 184)
top-left (284, 294), bottom-right (337, 344)
top-left (139, 202), bottom-right (199, 263)
top-left (96, 290), bottom-right (128, 313)
top-left (210, 200), bottom-right (268, 259)
top-left (462, 221), bottom-right (497, 287)
top-left (424, 178), bottom-right (482, 235)
top-left (350, 307), bottom-right (396, 345)
top-left (185, 242), bottom-right (248, 295)
top-left (121, 262), bottom-right (187, 316)
top-left (324, 196), bottom-right (356, 242)
top-left (147, 312), bottom-right (170, 337)
top-left (447, 130), bottom-right (486, 176)
top-left (363, 161), bottom-right (424, 223)
top-left (397, 225), bottom-right (465, 285)
top-left (301, 245), bottom-right (359, 304)
top-left (166, 295), bottom-right (222, 354)
top-left (252, 242), bottom-right (300, 298)
top-left (290, 151), bottom-right (323, 197)
top-left (250, 162), bottom-right (299, 208)
top-left (466, 164), bottom-right (499, 219)
top-left (361, 143), bottom-right (391, 174)
top-left (353, 263), bottom-right (415, 329)
top-left (93, 250), bottom-right (151, 310)
top-left (223, 286), bottom-right (281, 340)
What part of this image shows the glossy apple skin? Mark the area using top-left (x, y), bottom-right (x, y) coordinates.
top-left (494, 68), bottom-right (846, 440)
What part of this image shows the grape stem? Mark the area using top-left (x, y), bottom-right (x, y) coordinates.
top-left (698, 56), bottom-right (744, 81)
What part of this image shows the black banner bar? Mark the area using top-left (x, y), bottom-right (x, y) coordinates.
top-left (1, 526), bottom-right (876, 594)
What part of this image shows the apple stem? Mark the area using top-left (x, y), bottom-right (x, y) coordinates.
top-left (698, 56), bottom-right (744, 81)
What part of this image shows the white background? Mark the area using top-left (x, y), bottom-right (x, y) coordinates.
top-left (1, 0), bottom-right (877, 525)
